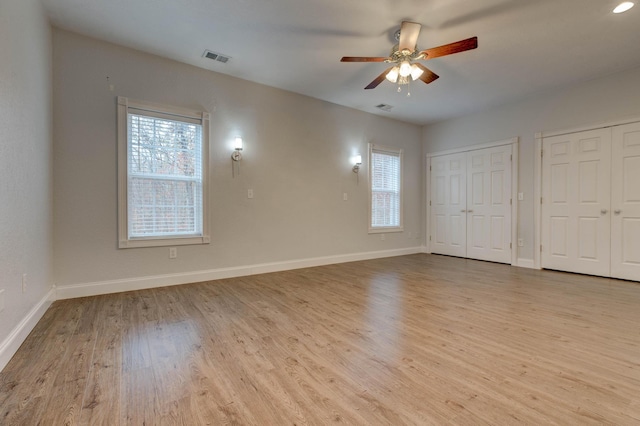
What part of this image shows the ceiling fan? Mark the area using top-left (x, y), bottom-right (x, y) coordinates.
top-left (341, 21), bottom-right (478, 92)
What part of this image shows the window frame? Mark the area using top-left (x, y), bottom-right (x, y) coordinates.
top-left (368, 143), bottom-right (404, 233)
top-left (117, 96), bottom-right (210, 248)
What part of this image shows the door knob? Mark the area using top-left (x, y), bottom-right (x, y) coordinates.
top-left (601, 209), bottom-right (608, 215)
top-left (614, 209), bottom-right (622, 215)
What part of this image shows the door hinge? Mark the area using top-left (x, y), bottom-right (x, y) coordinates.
top-left (510, 198), bottom-right (512, 205)
top-left (429, 235), bottom-right (432, 241)
top-left (430, 165), bottom-right (432, 171)
top-left (510, 242), bottom-right (512, 249)
top-left (541, 149), bottom-right (544, 157)
top-left (510, 154), bottom-right (512, 161)
top-left (540, 197), bottom-right (543, 204)
top-left (429, 200), bottom-right (432, 206)
top-left (540, 245), bottom-right (543, 252)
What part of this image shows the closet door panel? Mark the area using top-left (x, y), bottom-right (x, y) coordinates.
top-left (612, 122), bottom-right (640, 281)
top-left (430, 153), bottom-right (467, 257)
top-left (542, 129), bottom-right (611, 276)
top-left (466, 145), bottom-right (512, 263)
top-left (549, 216), bottom-right (569, 258)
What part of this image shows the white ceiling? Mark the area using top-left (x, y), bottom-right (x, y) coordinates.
top-left (42, 0), bottom-right (640, 125)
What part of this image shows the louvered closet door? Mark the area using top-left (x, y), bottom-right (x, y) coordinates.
top-left (542, 129), bottom-right (611, 276)
top-left (466, 145), bottom-right (512, 263)
top-left (611, 122), bottom-right (640, 281)
top-left (430, 152), bottom-right (467, 257)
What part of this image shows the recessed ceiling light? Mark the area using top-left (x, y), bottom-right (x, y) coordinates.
top-left (613, 1), bottom-right (634, 13)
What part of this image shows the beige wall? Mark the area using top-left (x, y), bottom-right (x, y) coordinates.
top-left (0, 0), bottom-right (53, 349)
top-left (52, 29), bottom-right (423, 289)
top-left (423, 65), bottom-right (640, 262)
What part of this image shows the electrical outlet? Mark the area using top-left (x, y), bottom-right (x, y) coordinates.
top-left (343, 193), bottom-right (348, 201)
top-left (518, 238), bottom-right (524, 247)
top-left (380, 234), bottom-right (385, 241)
top-left (169, 247), bottom-right (177, 259)
top-left (247, 189), bottom-right (254, 199)
top-left (518, 192), bottom-right (524, 201)
top-left (22, 273), bottom-right (27, 293)
top-left (0, 289), bottom-right (5, 313)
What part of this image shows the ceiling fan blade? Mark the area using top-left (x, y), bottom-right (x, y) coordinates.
top-left (365, 67), bottom-right (394, 90)
top-left (414, 63), bottom-right (440, 84)
top-left (420, 36), bottom-right (478, 59)
top-left (341, 56), bottom-right (388, 62)
top-left (398, 21), bottom-right (421, 52)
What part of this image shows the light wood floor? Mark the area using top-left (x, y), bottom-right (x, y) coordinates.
top-left (1, 254), bottom-right (640, 425)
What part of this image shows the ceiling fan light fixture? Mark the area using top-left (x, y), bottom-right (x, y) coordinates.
top-left (342, 20), bottom-right (478, 92)
top-left (399, 61), bottom-right (412, 78)
top-left (410, 64), bottom-right (424, 81)
top-left (613, 1), bottom-right (634, 13)
top-left (386, 66), bottom-right (400, 83)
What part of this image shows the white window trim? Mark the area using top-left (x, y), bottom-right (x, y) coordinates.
top-left (368, 143), bottom-right (404, 233)
top-left (117, 96), bottom-right (210, 248)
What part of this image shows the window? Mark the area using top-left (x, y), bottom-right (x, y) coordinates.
top-left (369, 144), bottom-right (403, 232)
top-left (117, 97), bottom-right (210, 248)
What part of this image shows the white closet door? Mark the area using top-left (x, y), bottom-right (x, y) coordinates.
top-left (430, 152), bottom-right (467, 258)
top-left (466, 145), bottom-right (512, 263)
top-left (611, 122), bottom-right (640, 281)
top-left (542, 129), bottom-right (611, 276)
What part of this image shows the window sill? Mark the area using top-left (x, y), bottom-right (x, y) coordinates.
top-left (368, 227), bottom-right (403, 234)
top-left (119, 235), bottom-right (210, 249)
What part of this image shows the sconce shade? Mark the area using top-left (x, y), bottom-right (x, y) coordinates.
top-left (399, 61), bottom-right (412, 78)
top-left (410, 64), bottom-right (424, 80)
top-left (354, 154), bottom-right (362, 165)
top-left (386, 67), bottom-right (400, 83)
top-left (234, 137), bottom-right (243, 150)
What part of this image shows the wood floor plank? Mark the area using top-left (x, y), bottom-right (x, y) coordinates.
top-left (1, 299), bottom-right (86, 424)
top-left (2, 254), bottom-right (640, 424)
top-left (79, 294), bottom-right (123, 425)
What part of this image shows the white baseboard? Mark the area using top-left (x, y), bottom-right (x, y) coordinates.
top-left (56, 247), bottom-right (423, 300)
top-left (0, 288), bottom-right (56, 372)
top-left (517, 258), bottom-right (537, 269)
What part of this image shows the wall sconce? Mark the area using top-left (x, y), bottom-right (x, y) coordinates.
top-left (231, 136), bottom-right (243, 178)
top-left (352, 154), bottom-right (362, 173)
top-left (352, 154), bottom-right (362, 183)
top-left (231, 137), bottom-right (243, 161)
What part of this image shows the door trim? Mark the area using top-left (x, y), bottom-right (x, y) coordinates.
top-left (426, 137), bottom-right (519, 266)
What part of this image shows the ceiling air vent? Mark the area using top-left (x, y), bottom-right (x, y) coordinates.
top-left (203, 50), bottom-right (231, 63)
top-left (375, 104), bottom-right (393, 112)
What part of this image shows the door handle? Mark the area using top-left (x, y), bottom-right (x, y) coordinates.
top-left (467, 209), bottom-right (474, 213)
top-left (614, 209), bottom-right (622, 215)
top-left (461, 209), bottom-right (466, 213)
top-left (601, 209), bottom-right (608, 215)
